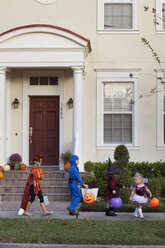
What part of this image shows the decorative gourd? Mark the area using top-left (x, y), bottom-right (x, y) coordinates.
top-left (2, 164), bottom-right (10, 172)
top-left (64, 162), bottom-right (71, 172)
top-left (150, 198), bottom-right (159, 207)
top-left (0, 171), bottom-right (4, 179)
top-left (0, 166), bottom-right (3, 171)
top-left (20, 163), bottom-right (27, 170)
top-left (83, 193), bottom-right (95, 204)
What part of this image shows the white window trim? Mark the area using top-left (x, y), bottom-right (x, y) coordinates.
top-left (35, 0), bottom-right (56, 4)
top-left (156, 0), bottom-right (165, 32)
top-left (97, 0), bottom-right (138, 33)
top-left (96, 69), bottom-right (140, 149)
top-left (156, 71), bottom-right (165, 148)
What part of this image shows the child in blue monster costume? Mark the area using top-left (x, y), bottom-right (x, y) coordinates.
top-left (67, 155), bottom-right (88, 215)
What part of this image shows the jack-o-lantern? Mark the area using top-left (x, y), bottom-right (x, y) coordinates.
top-left (64, 162), bottom-right (71, 172)
top-left (2, 164), bottom-right (10, 172)
top-left (20, 163), bottom-right (27, 170)
top-left (0, 171), bottom-right (4, 179)
top-left (83, 193), bottom-right (95, 204)
top-left (0, 166), bottom-right (3, 171)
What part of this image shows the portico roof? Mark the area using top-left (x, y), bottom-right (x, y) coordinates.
top-left (0, 24), bottom-right (91, 68)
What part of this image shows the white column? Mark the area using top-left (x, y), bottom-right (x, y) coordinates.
top-left (72, 67), bottom-right (84, 172)
top-left (0, 67), bottom-right (7, 164)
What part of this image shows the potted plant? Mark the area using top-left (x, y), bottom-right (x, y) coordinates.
top-left (61, 150), bottom-right (72, 172)
top-left (9, 153), bottom-right (22, 170)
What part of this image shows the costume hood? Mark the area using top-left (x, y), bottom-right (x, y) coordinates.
top-left (103, 157), bottom-right (120, 174)
top-left (69, 155), bottom-right (79, 167)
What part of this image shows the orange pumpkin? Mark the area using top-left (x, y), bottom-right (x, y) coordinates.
top-left (0, 166), bottom-right (3, 171)
top-left (83, 193), bottom-right (95, 204)
top-left (64, 162), bottom-right (71, 172)
top-left (0, 171), bottom-right (4, 179)
top-left (20, 163), bottom-right (27, 170)
top-left (150, 198), bottom-right (159, 207)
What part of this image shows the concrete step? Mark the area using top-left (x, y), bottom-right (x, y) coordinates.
top-left (0, 192), bottom-right (71, 201)
top-left (0, 185), bottom-right (70, 194)
top-left (3, 171), bottom-right (67, 179)
top-left (0, 179), bottom-right (68, 186)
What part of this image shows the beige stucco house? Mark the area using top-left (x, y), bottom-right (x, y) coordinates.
top-left (0, 0), bottom-right (165, 171)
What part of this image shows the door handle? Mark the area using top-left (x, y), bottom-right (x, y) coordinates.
top-left (29, 127), bottom-right (33, 144)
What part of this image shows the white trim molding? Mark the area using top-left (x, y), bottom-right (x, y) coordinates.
top-left (97, 0), bottom-right (138, 33)
top-left (96, 68), bottom-right (140, 149)
top-left (156, 70), bottom-right (165, 148)
top-left (35, 0), bottom-right (56, 4)
top-left (22, 70), bottom-right (64, 169)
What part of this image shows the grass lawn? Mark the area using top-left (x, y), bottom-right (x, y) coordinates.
top-left (0, 218), bottom-right (165, 245)
top-left (80, 198), bottom-right (165, 212)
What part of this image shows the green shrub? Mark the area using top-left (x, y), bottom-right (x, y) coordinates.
top-left (115, 168), bottom-right (133, 203)
top-left (159, 177), bottom-right (165, 197)
top-left (83, 174), bottom-right (98, 188)
top-left (84, 161), bottom-right (95, 172)
top-left (83, 174), bottom-right (96, 183)
top-left (94, 161), bottom-right (107, 196)
top-left (126, 161), bottom-right (165, 178)
top-left (148, 177), bottom-right (161, 198)
top-left (114, 145), bottom-right (130, 168)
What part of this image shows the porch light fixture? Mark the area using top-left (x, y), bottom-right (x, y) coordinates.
top-left (12, 98), bottom-right (20, 109)
top-left (67, 98), bottom-right (73, 109)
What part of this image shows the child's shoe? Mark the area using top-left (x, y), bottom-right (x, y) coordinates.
top-left (105, 208), bottom-right (117, 216)
top-left (134, 208), bottom-right (139, 218)
top-left (138, 209), bottom-right (144, 219)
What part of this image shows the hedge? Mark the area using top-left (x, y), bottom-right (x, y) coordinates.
top-left (126, 161), bottom-right (165, 178)
top-left (93, 160), bottom-right (165, 199)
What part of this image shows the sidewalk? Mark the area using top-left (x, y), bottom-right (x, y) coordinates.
top-left (0, 244), bottom-right (165, 248)
top-left (0, 201), bottom-right (164, 220)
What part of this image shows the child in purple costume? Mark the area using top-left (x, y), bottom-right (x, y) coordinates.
top-left (130, 172), bottom-right (152, 218)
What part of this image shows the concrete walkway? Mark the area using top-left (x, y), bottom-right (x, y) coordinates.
top-left (0, 201), bottom-right (164, 220)
top-left (0, 244), bottom-right (165, 248)
top-left (0, 209), bottom-right (164, 220)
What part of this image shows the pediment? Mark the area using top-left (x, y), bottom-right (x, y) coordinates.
top-left (0, 24), bottom-right (91, 54)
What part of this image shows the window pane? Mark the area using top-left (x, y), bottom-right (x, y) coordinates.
top-left (104, 82), bottom-right (133, 112)
top-left (40, 77), bottom-right (48, 85)
top-left (164, 114), bottom-right (165, 144)
top-left (104, 114), bottom-right (132, 143)
top-left (163, 4), bottom-right (165, 29)
top-left (49, 77), bottom-right (58, 85)
top-left (104, 3), bottom-right (132, 29)
top-left (30, 77), bottom-right (38, 85)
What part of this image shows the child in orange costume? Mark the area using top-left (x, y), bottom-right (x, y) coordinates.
top-left (18, 154), bottom-right (53, 216)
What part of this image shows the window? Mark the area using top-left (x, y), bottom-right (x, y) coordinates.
top-left (163, 3), bottom-right (165, 29)
top-left (30, 77), bottom-right (58, 86)
top-left (104, 82), bottom-right (133, 143)
top-left (104, 3), bottom-right (132, 29)
top-left (98, 0), bottom-right (137, 31)
top-left (156, 72), bottom-right (165, 147)
top-left (156, 0), bottom-right (165, 30)
top-left (96, 69), bottom-right (139, 148)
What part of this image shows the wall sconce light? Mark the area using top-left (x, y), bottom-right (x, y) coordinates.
top-left (13, 98), bottom-right (20, 109)
top-left (67, 98), bottom-right (73, 109)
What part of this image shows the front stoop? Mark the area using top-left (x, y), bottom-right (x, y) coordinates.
top-left (0, 170), bottom-right (70, 202)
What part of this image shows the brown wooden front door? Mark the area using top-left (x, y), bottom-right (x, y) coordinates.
top-left (29, 96), bottom-right (59, 165)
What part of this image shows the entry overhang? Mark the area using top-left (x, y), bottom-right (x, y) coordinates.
top-left (0, 24), bottom-right (91, 68)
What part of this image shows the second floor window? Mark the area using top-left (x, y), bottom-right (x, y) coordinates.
top-left (98, 0), bottom-right (137, 31)
top-left (104, 2), bottom-right (132, 29)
